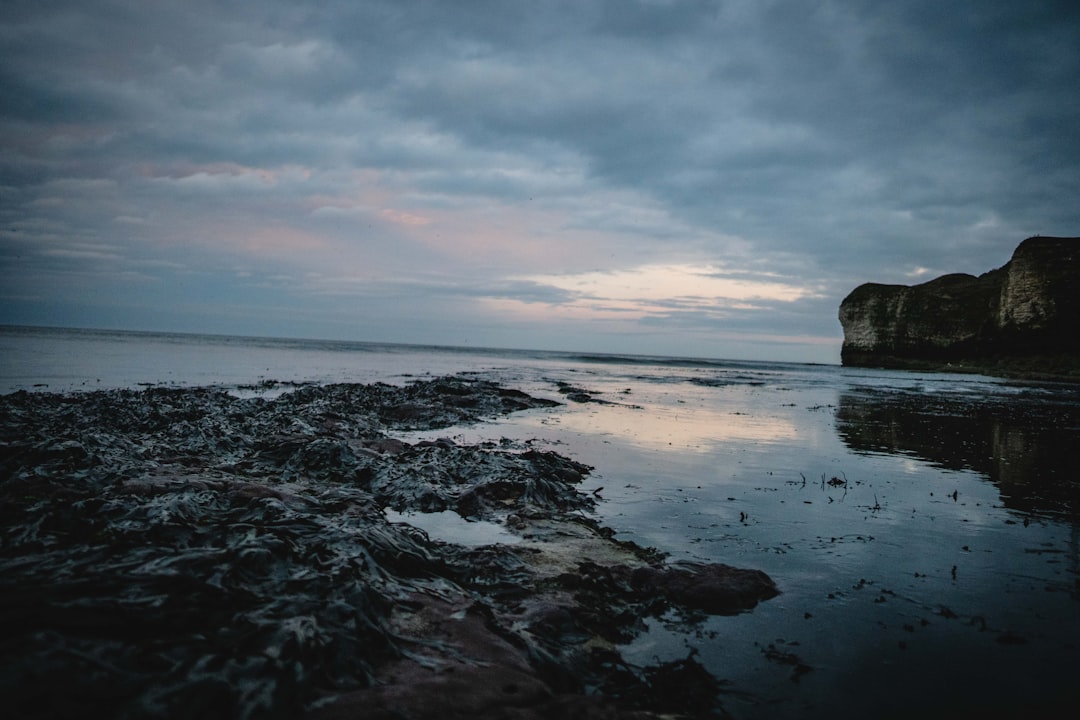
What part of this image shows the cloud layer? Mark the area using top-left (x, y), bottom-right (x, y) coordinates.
top-left (3, 1), bottom-right (1078, 362)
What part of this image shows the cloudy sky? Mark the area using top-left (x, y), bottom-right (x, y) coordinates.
top-left (2, 1), bottom-right (1078, 363)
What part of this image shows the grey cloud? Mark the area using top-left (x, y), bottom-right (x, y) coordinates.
top-left (458, 278), bottom-right (578, 305)
top-left (1, 0), bottom-right (1078, 359)
top-left (306, 273), bottom-right (578, 307)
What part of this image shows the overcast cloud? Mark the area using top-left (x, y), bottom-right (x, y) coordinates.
top-left (2, 0), bottom-right (1078, 362)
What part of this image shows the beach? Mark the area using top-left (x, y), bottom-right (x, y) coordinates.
top-left (2, 327), bottom-right (1078, 718)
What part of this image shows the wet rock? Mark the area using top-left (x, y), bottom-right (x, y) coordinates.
top-left (371, 445), bottom-right (595, 520)
top-left (556, 381), bottom-right (609, 405)
top-left (310, 595), bottom-right (553, 720)
top-left (364, 437), bottom-right (409, 455)
top-left (0, 376), bottom-right (776, 719)
top-left (632, 562), bottom-right (780, 614)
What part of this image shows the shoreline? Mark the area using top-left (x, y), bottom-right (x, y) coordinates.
top-left (841, 353), bottom-right (1080, 384)
top-left (1, 376), bottom-right (778, 719)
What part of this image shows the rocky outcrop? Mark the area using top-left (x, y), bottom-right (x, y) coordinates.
top-left (0, 378), bottom-right (778, 719)
top-left (839, 236), bottom-right (1080, 377)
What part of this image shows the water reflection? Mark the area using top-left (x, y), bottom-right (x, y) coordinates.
top-left (836, 386), bottom-right (1080, 517)
top-left (553, 401), bottom-right (798, 452)
top-left (384, 509), bottom-right (521, 546)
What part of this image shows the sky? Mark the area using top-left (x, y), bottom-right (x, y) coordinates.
top-left (2, 1), bottom-right (1079, 363)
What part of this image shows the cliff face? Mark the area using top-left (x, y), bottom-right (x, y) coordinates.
top-left (839, 237), bottom-right (1080, 374)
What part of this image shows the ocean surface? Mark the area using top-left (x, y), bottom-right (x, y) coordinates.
top-left (3, 325), bottom-right (1079, 718)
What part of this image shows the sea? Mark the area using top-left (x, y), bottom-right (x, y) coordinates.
top-left (2, 324), bottom-right (1078, 718)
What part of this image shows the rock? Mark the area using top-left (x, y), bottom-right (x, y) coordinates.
top-left (839, 236), bottom-right (1080, 378)
top-left (309, 596), bottom-right (554, 720)
top-left (631, 562), bottom-right (781, 614)
top-left (552, 561), bottom-right (780, 617)
top-left (0, 377), bottom-right (778, 720)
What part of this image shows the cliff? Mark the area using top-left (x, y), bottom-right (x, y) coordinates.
top-left (839, 236), bottom-right (1080, 379)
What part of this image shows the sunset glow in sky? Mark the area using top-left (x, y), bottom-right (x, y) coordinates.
top-left (2, 1), bottom-right (1078, 362)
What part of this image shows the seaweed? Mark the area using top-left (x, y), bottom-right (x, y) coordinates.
top-left (0, 377), bottom-right (777, 719)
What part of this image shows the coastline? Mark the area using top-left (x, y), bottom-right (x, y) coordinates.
top-left (1, 376), bottom-right (777, 719)
top-left (5, 330), bottom-right (1079, 719)
top-left (840, 353), bottom-right (1080, 384)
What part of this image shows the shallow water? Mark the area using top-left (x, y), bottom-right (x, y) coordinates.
top-left (3, 326), bottom-right (1078, 717)
top-left (461, 366), bottom-right (1080, 717)
top-left (384, 508), bottom-right (522, 547)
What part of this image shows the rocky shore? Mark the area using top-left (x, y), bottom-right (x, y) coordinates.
top-left (0, 376), bottom-right (778, 719)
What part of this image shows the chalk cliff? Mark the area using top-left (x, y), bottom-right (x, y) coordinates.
top-left (839, 236), bottom-right (1080, 377)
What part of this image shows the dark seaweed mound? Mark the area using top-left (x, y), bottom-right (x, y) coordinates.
top-left (0, 377), bottom-right (777, 719)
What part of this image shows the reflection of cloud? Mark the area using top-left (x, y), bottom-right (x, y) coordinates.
top-left (556, 402), bottom-right (797, 453)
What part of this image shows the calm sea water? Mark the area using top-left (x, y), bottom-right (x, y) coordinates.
top-left (3, 325), bottom-right (1078, 717)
